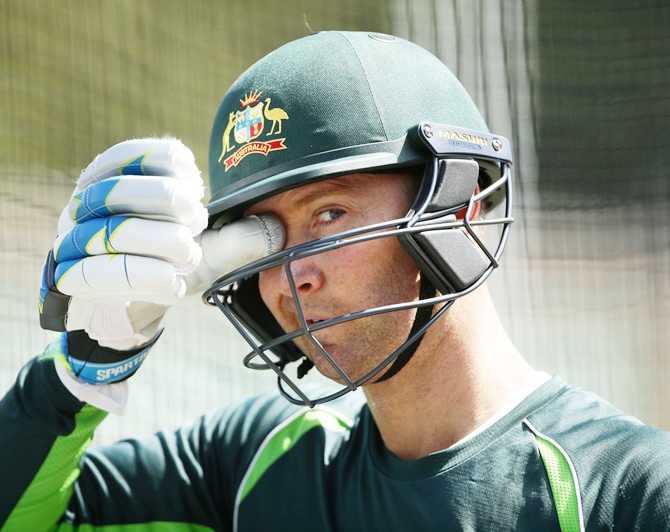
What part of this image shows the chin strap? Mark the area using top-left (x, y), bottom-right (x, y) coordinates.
top-left (374, 276), bottom-right (436, 383)
top-left (296, 356), bottom-right (314, 379)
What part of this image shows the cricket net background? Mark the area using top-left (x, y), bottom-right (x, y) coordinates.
top-left (1, 0), bottom-right (668, 445)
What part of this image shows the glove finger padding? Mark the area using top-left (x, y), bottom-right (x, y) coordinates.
top-left (76, 137), bottom-right (203, 190)
top-left (54, 216), bottom-right (202, 274)
top-left (55, 255), bottom-right (186, 302)
top-left (64, 175), bottom-right (207, 232)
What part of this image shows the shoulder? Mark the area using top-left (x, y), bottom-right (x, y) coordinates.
top-left (190, 387), bottom-right (367, 498)
top-left (529, 380), bottom-right (670, 468)
top-left (531, 381), bottom-right (670, 449)
top-left (528, 379), bottom-right (670, 528)
top-left (194, 385), bottom-right (367, 457)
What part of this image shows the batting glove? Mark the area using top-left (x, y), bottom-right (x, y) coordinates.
top-left (39, 138), bottom-right (208, 383)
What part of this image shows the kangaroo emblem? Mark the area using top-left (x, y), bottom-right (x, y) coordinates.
top-left (218, 112), bottom-right (237, 162)
top-left (263, 98), bottom-right (289, 135)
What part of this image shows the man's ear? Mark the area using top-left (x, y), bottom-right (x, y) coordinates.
top-left (456, 183), bottom-right (481, 221)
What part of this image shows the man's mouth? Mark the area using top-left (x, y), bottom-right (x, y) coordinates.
top-left (305, 318), bottom-right (325, 328)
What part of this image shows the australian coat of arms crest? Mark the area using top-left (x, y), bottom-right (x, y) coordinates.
top-left (218, 90), bottom-right (289, 170)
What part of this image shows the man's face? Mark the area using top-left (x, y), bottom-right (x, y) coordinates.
top-left (245, 172), bottom-right (422, 384)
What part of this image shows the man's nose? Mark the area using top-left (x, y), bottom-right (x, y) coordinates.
top-left (276, 257), bottom-right (324, 299)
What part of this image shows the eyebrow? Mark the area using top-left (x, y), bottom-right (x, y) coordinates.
top-left (245, 176), bottom-right (367, 216)
top-left (292, 185), bottom-right (346, 209)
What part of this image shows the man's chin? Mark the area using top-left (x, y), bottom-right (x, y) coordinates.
top-left (300, 343), bottom-right (352, 382)
top-left (306, 345), bottom-right (390, 386)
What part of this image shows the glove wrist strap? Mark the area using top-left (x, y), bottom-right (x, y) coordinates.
top-left (65, 330), bottom-right (159, 384)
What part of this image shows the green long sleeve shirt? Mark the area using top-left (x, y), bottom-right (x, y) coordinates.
top-left (2, 352), bottom-right (669, 531)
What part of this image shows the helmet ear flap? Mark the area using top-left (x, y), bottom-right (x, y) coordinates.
top-left (425, 158), bottom-right (479, 211)
top-left (399, 158), bottom-right (490, 294)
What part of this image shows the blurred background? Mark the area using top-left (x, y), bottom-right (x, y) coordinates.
top-left (1, 0), bottom-right (668, 445)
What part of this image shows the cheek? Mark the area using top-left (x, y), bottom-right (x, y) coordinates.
top-left (337, 237), bottom-right (420, 294)
top-left (258, 267), bottom-right (281, 311)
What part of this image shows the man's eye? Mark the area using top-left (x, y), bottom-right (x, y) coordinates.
top-left (316, 208), bottom-right (345, 224)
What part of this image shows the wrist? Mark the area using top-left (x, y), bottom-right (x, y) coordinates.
top-left (53, 358), bottom-right (129, 415)
top-left (63, 329), bottom-right (159, 384)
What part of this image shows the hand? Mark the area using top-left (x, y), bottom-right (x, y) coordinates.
top-left (39, 138), bottom-right (286, 384)
top-left (39, 138), bottom-right (208, 383)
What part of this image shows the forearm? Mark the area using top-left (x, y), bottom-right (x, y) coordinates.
top-left (1, 138), bottom-right (239, 530)
top-left (0, 340), bottom-right (107, 531)
top-left (0, 337), bottom-right (229, 531)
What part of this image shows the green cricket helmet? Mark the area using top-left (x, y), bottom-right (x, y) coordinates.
top-left (204, 31), bottom-right (513, 407)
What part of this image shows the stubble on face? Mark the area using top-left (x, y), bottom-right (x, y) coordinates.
top-left (253, 171), bottom-right (422, 385)
top-left (279, 230), bottom-right (421, 384)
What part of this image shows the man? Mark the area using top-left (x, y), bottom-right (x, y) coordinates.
top-left (1, 31), bottom-right (669, 531)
